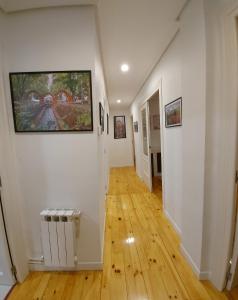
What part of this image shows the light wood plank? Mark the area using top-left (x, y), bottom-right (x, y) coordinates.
top-left (8, 167), bottom-right (233, 300)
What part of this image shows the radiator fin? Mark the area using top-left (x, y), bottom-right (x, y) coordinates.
top-left (40, 209), bottom-right (80, 268)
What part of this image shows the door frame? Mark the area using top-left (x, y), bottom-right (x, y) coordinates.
top-left (140, 101), bottom-right (152, 191)
top-left (139, 80), bottom-right (166, 207)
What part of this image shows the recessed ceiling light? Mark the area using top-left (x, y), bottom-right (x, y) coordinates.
top-left (121, 64), bottom-right (129, 72)
top-left (117, 99), bottom-right (121, 103)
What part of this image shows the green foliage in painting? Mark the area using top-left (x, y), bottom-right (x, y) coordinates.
top-left (10, 71), bottom-right (92, 132)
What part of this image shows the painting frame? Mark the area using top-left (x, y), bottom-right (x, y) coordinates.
top-left (107, 113), bottom-right (109, 135)
top-left (9, 70), bottom-right (93, 133)
top-left (133, 121), bottom-right (138, 133)
top-left (114, 115), bottom-right (126, 139)
top-left (99, 102), bottom-right (104, 132)
top-left (165, 97), bottom-right (182, 128)
top-left (151, 114), bottom-right (160, 130)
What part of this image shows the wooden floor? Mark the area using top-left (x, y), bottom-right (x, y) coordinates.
top-left (8, 167), bottom-right (237, 299)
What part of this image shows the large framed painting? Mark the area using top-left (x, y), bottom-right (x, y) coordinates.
top-left (114, 115), bottom-right (126, 139)
top-left (165, 97), bottom-right (182, 128)
top-left (9, 70), bottom-right (93, 132)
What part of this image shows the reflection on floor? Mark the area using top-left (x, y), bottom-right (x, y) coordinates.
top-left (0, 285), bottom-right (12, 300)
top-left (8, 167), bottom-right (236, 299)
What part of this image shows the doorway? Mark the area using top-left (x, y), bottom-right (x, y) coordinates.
top-left (148, 91), bottom-right (162, 196)
top-left (140, 89), bottom-right (163, 198)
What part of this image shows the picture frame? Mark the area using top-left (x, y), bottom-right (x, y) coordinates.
top-left (133, 121), bottom-right (138, 132)
top-left (107, 113), bottom-right (109, 135)
top-left (114, 115), bottom-right (126, 139)
top-left (99, 102), bottom-right (104, 132)
top-left (151, 114), bottom-right (160, 130)
top-left (165, 97), bottom-right (182, 128)
top-left (9, 70), bottom-right (93, 133)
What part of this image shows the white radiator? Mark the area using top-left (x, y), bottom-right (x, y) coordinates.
top-left (40, 209), bottom-right (80, 268)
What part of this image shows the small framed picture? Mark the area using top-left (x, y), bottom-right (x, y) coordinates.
top-left (99, 102), bottom-right (104, 131)
top-left (165, 97), bottom-right (182, 128)
top-left (151, 114), bottom-right (160, 130)
top-left (107, 113), bottom-right (109, 135)
top-left (114, 116), bottom-right (126, 139)
top-left (133, 121), bottom-right (138, 132)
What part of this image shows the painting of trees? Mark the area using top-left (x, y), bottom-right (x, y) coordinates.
top-left (10, 71), bottom-right (93, 132)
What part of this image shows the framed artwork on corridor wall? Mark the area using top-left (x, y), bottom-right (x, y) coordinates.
top-left (114, 115), bottom-right (126, 139)
top-left (9, 70), bottom-right (93, 132)
top-left (133, 121), bottom-right (138, 132)
top-left (107, 113), bottom-right (109, 134)
top-left (99, 102), bottom-right (104, 132)
top-left (165, 97), bottom-right (182, 128)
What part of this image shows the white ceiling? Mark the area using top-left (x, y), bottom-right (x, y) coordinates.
top-left (0, 0), bottom-right (186, 108)
top-left (98, 0), bottom-right (185, 108)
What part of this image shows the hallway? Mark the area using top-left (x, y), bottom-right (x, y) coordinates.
top-left (8, 167), bottom-right (233, 299)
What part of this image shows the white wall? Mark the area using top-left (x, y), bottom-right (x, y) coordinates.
top-left (131, 0), bottom-right (208, 278)
top-left (94, 16), bottom-right (110, 256)
top-left (1, 6), bottom-right (108, 270)
top-left (202, 0), bottom-right (238, 289)
top-left (180, 0), bottom-right (206, 274)
top-left (0, 10), bottom-right (28, 282)
top-left (109, 108), bottom-right (133, 167)
top-left (131, 31), bottom-right (183, 234)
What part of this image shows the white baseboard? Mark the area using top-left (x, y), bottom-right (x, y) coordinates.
top-left (180, 244), bottom-right (210, 280)
top-left (29, 260), bottom-right (103, 272)
top-left (164, 209), bottom-right (181, 236)
top-left (199, 270), bottom-right (211, 280)
top-left (77, 262), bottom-right (103, 270)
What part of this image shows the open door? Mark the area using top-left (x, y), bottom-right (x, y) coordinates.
top-left (140, 102), bottom-right (152, 191)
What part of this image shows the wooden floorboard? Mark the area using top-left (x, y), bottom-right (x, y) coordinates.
top-left (8, 167), bottom-right (236, 299)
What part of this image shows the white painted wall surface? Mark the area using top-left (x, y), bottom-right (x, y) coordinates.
top-left (180, 0), bottom-right (206, 274)
top-left (1, 6), bottom-right (108, 268)
top-left (131, 31), bottom-right (183, 234)
top-left (109, 108), bottom-right (133, 167)
top-left (94, 19), bottom-right (110, 258)
top-left (0, 200), bottom-right (14, 285)
top-left (202, 0), bottom-right (238, 289)
top-left (0, 10), bottom-right (28, 282)
top-left (131, 0), bottom-right (207, 277)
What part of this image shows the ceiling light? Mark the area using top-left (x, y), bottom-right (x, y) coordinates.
top-left (117, 99), bottom-right (121, 103)
top-left (121, 64), bottom-right (129, 72)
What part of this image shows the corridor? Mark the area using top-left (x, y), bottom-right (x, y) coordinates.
top-left (8, 167), bottom-right (234, 300)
